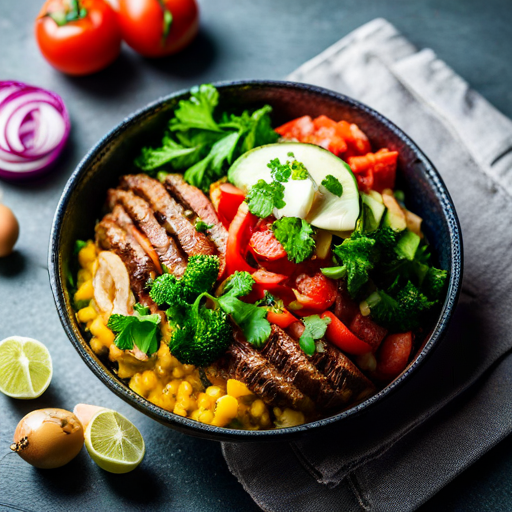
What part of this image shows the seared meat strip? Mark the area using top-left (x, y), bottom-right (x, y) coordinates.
top-left (95, 216), bottom-right (156, 308)
top-left (107, 188), bottom-right (186, 277)
top-left (311, 341), bottom-right (376, 405)
top-left (163, 174), bottom-right (227, 273)
top-left (119, 174), bottom-right (216, 257)
top-left (219, 337), bottom-right (314, 414)
top-left (261, 325), bottom-right (346, 411)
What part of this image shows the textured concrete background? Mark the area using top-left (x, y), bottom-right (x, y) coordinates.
top-left (1, 0), bottom-right (511, 510)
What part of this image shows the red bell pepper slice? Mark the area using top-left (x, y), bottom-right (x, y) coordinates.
top-left (267, 308), bottom-right (297, 329)
top-left (226, 202), bottom-right (259, 275)
top-left (320, 311), bottom-right (372, 355)
top-left (216, 183), bottom-right (245, 228)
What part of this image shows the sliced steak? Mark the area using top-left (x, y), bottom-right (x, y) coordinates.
top-left (163, 174), bottom-right (227, 274)
top-left (95, 216), bottom-right (155, 307)
top-left (220, 337), bottom-right (314, 414)
top-left (261, 325), bottom-right (346, 411)
top-left (311, 340), bottom-right (376, 405)
top-left (107, 188), bottom-right (186, 277)
top-left (119, 174), bottom-right (217, 258)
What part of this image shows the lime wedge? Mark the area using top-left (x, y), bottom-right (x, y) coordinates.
top-left (0, 336), bottom-right (52, 399)
top-left (85, 410), bottom-right (145, 474)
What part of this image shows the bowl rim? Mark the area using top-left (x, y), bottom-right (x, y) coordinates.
top-left (48, 79), bottom-right (463, 442)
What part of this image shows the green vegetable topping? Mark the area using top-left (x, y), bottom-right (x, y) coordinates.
top-left (195, 219), bottom-right (214, 233)
top-left (272, 217), bottom-right (316, 264)
top-left (246, 179), bottom-right (285, 218)
top-left (299, 315), bottom-right (331, 356)
top-left (321, 174), bottom-right (343, 197)
top-left (290, 160), bottom-right (309, 180)
top-left (107, 304), bottom-right (161, 356)
top-left (267, 155), bottom-right (309, 182)
top-left (135, 84), bottom-right (278, 191)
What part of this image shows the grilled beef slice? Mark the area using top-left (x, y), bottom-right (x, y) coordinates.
top-left (163, 174), bottom-right (227, 273)
top-left (95, 216), bottom-right (156, 306)
top-left (220, 337), bottom-right (314, 413)
top-left (107, 188), bottom-right (186, 277)
top-left (119, 174), bottom-right (217, 258)
top-left (261, 325), bottom-right (346, 411)
top-left (311, 341), bottom-right (376, 404)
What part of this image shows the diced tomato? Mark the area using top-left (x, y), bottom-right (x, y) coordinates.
top-left (216, 183), bottom-right (246, 228)
top-left (349, 313), bottom-right (388, 352)
top-left (275, 115), bottom-right (315, 140)
top-left (292, 272), bottom-right (337, 312)
top-left (348, 148), bottom-right (398, 193)
top-left (225, 202), bottom-right (259, 275)
top-left (321, 311), bottom-right (372, 355)
top-left (249, 227), bottom-right (287, 261)
top-left (267, 308), bottom-right (297, 329)
top-left (373, 332), bottom-right (413, 381)
top-left (308, 115), bottom-right (347, 156)
top-left (337, 120), bottom-right (371, 156)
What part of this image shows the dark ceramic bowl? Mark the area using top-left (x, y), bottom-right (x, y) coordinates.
top-left (49, 80), bottom-right (462, 442)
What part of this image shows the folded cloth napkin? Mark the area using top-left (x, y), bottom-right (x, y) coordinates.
top-left (222, 18), bottom-right (512, 512)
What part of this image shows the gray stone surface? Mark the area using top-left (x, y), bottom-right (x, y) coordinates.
top-left (0, 0), bottom-right (511, 510)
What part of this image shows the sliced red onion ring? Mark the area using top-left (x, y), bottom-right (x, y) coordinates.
top-left (0, 81), bottom-right (70, 180)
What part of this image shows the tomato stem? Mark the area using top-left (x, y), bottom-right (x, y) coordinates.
top-left (46, 0), bottom-right (87, 26)
top-left (157, 0), bottom-right (173, 46)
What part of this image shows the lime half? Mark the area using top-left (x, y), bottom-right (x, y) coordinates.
top-left (85, 410), bottom-right (145, 474)
top-left (0, 336), bottom-right (52, 399)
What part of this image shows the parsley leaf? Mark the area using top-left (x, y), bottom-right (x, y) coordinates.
top-left (321, 174), bottom-right (343, 197)
top-left (272, 217), bottom-right (316, 264)
top-left (195, 219), bottom-right (214, 233)
top-left (246, 179), bottom-right (286, 218)
top-left (268, 157), bottom-right (291, 183)
top-left (222, 271), bottom-right (256, 298)
top-left (299, 315), bottom-right (331, 356)
top-left (290, 159), bottom-right (309, 180)
top-left (107, 303), bottom-right (161, 356)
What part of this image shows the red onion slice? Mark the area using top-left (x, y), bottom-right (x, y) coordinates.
top-left (0, 81), bottom-right (70, 180)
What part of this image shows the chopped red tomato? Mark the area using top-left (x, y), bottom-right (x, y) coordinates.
top-left (249, 227), bottom-right (287, 261)
top-left (309, 115), bottom-right (348, 156)
top-left (216, 183), bottom-right (245, 228)
top-left (292, 272), bottom-right (337, 312)
top-left (275, 115), bottom-right (315, 140)
top-left (267, 308), bottom-right (297, 329)
top-left (373, 332), bottom-right (413, 381)
top-left (348, 148), bottom-right (398, 193)
top-left (225, 202), bottom-right (259, 275)
top-left (321, 311), bottom-right (372, 355)
top-left (349, 313), bottom-right (388, 352)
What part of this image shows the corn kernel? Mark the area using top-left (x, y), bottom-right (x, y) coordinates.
top-left (227, 379), bottom-right (253, 399)
top-left (182, 364), bottom-right (195, 375)
top-left (173, 405), bottom-right (187, 417)
top-left (77, 306), bottom-right (97, 323)
top-left (178, 380), bottom-right (193, 397)
top-left (77, 268), bottom-right (92, 286)
top-left (186, 373), bottom-right (202, 391)
top-left (90, 337), bottom-right (105, 355)
top-left (109, 344), bottom-right (124, 361)
top-left (78, 243), bottom-right (96, 268)
top-left (165, 380), bottom-right (181, 398)
top-left (250, 399), bottom-right (266, 418)
top-left (89, 317), bottom-right (115, 346)
top-left (197, 393), bottom-right (212, 410)
top-left (212, 395), bottom-right (238, 427)
top-left (75, 280), bottom-right (94, 302)
top-left (189, 409), bottom-right (201, 421)
top-left (206, 386), bottom-right (224, 401)
top-left (198, 410), bottom-right (214, 424)
top-left (260, 411), bottom-right (271, 427)
top-left (142, 371), bottom-right (158, 391)
top-left (172, 367), bottom-right (185, 379)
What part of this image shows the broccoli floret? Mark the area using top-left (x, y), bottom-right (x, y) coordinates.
top-left (181, 254), bottom-right (220, 300)
top-left (168, 298), bottom-right (233, 367)
top-left (422, 267), bottom-right (448, 301)
top-left (366, 281), bottom-right (435, 332)
top-left (149, 273), bottom-right (184, 306)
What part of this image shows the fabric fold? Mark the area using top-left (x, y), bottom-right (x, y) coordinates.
top-left (222, 18), bottom-right (512, 511)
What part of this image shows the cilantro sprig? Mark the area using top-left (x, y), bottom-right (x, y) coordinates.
top-left (246, 179), bottom-right (285, 218)
top-left (107, 304), bottom-right (161, 356)
top-left (272, 217), bottom-right (316, 264)
top-left (299, 315), bottom-right (331, 355)
top-left (321, 174), bottom-right (343, 197)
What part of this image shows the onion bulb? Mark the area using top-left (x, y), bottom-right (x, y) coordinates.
top-left (11, 408), bottom-right (84, 469)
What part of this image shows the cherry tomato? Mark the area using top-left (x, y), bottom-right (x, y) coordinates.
top-left (349, 313), bottom-right (388, 352)
top-left (118, 0), bottom-right (199, 57)
top-left (373, 332), bottom-right (413, 381)
top-left (35, 0), bottom-right (122, 75)
top-left (320, 311), bottom-right (372, 355)
top-left (292, 272), bottom-right (337, 311)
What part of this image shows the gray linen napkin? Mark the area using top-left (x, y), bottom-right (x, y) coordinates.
top-left (222, 19), bottom-right (512, 511)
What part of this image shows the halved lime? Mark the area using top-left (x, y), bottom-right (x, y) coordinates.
top-left (0, 336), bottom-right (52, 399)
top-left (85, 410), bottom-right (145, 474)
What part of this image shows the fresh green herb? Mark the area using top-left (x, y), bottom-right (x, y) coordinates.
top-left (268, 157), bottom-right (291, 183)
top-left (135, 84), bottom-right (278, 191)
top-left (321, 174), bottom-right (343, 197)
top-left (299, 315), bottom-right (331, 356)
top-left (107, 303), bottom-right (161, 356)
top-left (246, 179), bottom-right (285, 218)
top-left (74, 240), bottom-right (87, 255)
top-left (195, 219), bottom-right (214, 233)
top-left (290, 160), bottom-right (309, 180)
top-left (271, 217), bottom-right (316, 264)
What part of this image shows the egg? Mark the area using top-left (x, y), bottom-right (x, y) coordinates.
top-left (11, 408), bottom-right (84, 469)
top-left (0, 203), bottom-right (19, 257)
